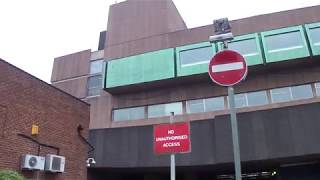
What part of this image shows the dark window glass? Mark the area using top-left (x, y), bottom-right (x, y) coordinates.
top-left (180, 46), bottom-right (213, 66)
top-left (90, 60), bottom-right (103, 74)
top-left (247, 91), bottom-right (268, 106)
top-left (114, 107), bottom-right (145, 121)
top-left (228, 39), bottom-right (258, 57)
top-left (291, 84), bottom-right (313, 100)
top-left (87, 75), bottom-right (102, 96)
top-left (310, 28), bottom-right (320, 44)
top-left (266, 31), bottom-right (303, 52)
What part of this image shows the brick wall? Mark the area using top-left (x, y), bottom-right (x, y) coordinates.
top-left (0, 59), bottom-right (90, 180)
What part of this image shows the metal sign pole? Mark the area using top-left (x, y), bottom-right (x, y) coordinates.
top-left (222, 41), bottom-right (242, 180)
top-left (228, 86), bottom-right (242, 180)
top-left (170, 112), bottom-right (176, 180)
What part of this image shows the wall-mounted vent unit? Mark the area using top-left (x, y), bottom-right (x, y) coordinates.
top-left (45, 154), bottom-right (66, 173)
top-left (21, 154), bottom-right (45, 171)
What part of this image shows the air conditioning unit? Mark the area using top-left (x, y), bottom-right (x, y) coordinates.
top-left (45, 154), bottom-right (65, 173)
top-left (21, 154), bottom-right (45, 171)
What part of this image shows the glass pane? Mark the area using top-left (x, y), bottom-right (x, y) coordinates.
top-left (247, 91), bottom-right (268, 106)
top-left (148, 102), bottom-right (182, 118)
top-left (310, 28), bottom-right (320, 45)
top-left (114, 109), bottom-right (129, 121)
top-left (315, 82), bottom-right (320, 96)
top-left (90, 60), bottom-right (103, 74)
top-left (291, 84), bottom-right (313, 100)
top-left (165, 102), bottom-right (183, 116)
top-left (87, 75), bottom-right (102, 96)
top-left (187, 99), bottom-right (204, 114)
top-left (180, 46), bottom-right (213, 66)
top-left (266, 31), bottom-right (303, 52)
top-left (88, 75), bottom-right (102, 88)
top-left (271, 87), bottom-right (291, 103)
top-left (204, 97), bottom-right (225, 112)
top-left (129, 107), bottom-right (145, 120)
top-left (228, 39), bottom-right (258, 57)
top-left (234, 94), bottom-right (248, 108)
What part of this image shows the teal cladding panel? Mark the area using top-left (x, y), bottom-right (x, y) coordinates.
top-left (176, 42), bottom-right (216, 77)
top-left (261, 26), bottom-right (310, 63)
top-left (306, 22), bottom-right (320, 56)
top-left (105, 48), bottom-right (175, 88)
top-left (218, 33), bottom-right (264, 66)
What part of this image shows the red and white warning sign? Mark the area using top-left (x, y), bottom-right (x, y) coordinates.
top-left (208, 50), bottom-right (247, 86)
top-left (154, 122), bottom-right (191, 155)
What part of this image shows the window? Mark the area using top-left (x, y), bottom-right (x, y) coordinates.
top-left (228, 39), bottom-right (258, 57)
top-left (204, 97), bottom-right (225, 112)
top-left (271, 84), bottom-right (313, 103)
top-left (180, 46), bottom-right (213, 67)
top-left (271, 87), bottom-right (291, 103)
top-left (290, 84), bottom-right (313, 100)
top-left (265, 31), bottom-right (303, 53)
top-left (186, 99), bottom-right (204, 114)
top-left (234, 93), bottom-right (248, 108)
top-left (148, 102), bottom-right (182, 118)
top-left (315, 82), bottom-right (320, 96)
top-left (90, 60), bottom-right (103, 75)
top-left (186, 96), bottom-right (225, 114)
top-left (247, 91), bottom-right (268, 106)
top-left (113, 107), bottom-right (145, 121)
top-left (87, 75), bottom-right (102, 96)
top-left (310, 28), bottom-right (320, 46)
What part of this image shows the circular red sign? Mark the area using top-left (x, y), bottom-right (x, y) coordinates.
top-left (208, 50), bottom-right (247, 86)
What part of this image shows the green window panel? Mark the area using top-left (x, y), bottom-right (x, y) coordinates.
top-left (176, 42), bottom-right (216, 77)
top-left (105, 48), bottom-right (175, 88)
top-left (306, 22), bottom-right (320, 56)
top-left (261, 26), bottom-right (310, 63)
top-left (218, 33), bottom-right (264, 66)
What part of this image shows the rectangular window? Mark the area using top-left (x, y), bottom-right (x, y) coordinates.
top-left (271, 87), bottom-right (291, 103)
top-left (266, 31), bottom-right (303, 53)
top-left (186, 96), bottom-right (225, 114)
top-left (290, 84), bottom-right (313, 100)
top-left (234, 93), bottom-right (248, 108)
top-left (262, 26), bottom-right (309, 63)
top-left (180, 46), bottom-right (213, 67)
top-left (148, 102), bottom-right (182, 118)
top-left (247, 91), bottom-right (268, 106)
top-left (315, 82), bottom-right (320, 96)
top-left (90, 60), bottom-right (103, 75)
top-left (228, 39), bottom-right (258, 57)
top-left (204, 97), bottom-right (225, 112)
top-left (87, 75), bottom-right (102, 96)
top-left (186, 99), bottom-right (204, 114)
top-left (113, 107), bottom-right (145, 121)
top-left (310, 28), bottom-right (320, 46)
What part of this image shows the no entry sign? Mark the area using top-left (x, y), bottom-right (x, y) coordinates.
top-left (208, 50), bottom-right (247, 86)
top-left (154, 122), bottom-right (191, 154)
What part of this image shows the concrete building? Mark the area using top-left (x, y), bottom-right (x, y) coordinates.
top-left (51, 0), bottom-right (320, 179)
top-left (0, 59), bottom-right (90, 180)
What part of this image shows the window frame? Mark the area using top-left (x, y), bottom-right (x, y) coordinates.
top-left (113, 106), bottom-right (145, 122)
top-left (218, 33), bottom-right (264, 66)
top-left (306, 22), bottom-right (320, 56)
top-left (176, 42), bottom-right (216, 77)
top-left (147, 102), bottom-right (183, 118)
top-left (261, 25), bottom-right (310, 63)
top-left (87, 74), bottom-right (102, 97)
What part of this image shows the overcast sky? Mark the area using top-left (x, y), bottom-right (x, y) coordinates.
top-left (0, 0), bottom-right (319, 82)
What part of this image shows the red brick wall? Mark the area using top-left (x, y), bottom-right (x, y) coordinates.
top-left (0, 59), bottom-right (90, 180)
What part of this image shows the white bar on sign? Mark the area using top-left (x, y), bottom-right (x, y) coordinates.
top-left (212, 62), bottom-right (244, 73)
